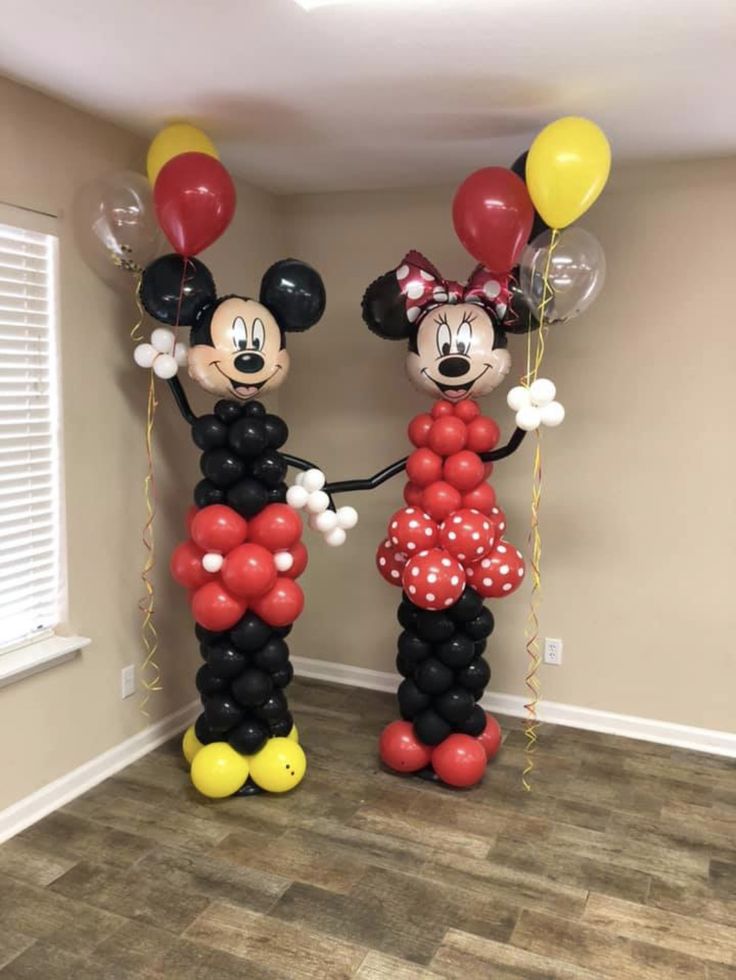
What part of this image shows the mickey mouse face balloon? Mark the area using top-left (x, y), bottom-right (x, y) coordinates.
top-left (406, 302), bottom-right (510, 402)
top-left (362, 250), bottom-right (532, 403)
top-left (141, 255), bottom-right (326, 401)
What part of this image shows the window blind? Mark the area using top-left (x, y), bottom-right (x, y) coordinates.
top-left (0, 209), bottom-right (62, 651)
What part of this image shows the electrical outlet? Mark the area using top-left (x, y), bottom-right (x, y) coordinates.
top-left (121, 665), bottom-right (136, 699)
top-left (544, 637), bottom-right (563, 665)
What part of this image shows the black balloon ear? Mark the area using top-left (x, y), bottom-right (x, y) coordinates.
top-left (361, 270), bottom-right (413, 341)
top-left (259, 259), bottom-right (325, 333)
top-left (140, 254), bottom-right (216, 327)
top-left (501, 277), bottom-right (541, 336)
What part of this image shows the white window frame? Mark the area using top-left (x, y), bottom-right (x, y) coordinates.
top-left (0, 202), bottom-right (88, 687)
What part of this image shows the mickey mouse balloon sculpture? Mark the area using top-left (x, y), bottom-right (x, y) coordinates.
top-left (322, 251), bottom-right (561, 789)
top-left (139, 254), bottom-right (357, 798)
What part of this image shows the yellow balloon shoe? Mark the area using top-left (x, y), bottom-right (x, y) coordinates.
top-left (248, 737), bottom-right (307, 794)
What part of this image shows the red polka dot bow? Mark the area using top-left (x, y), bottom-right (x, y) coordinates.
top-left (395, 251), bottom-right (517, 327)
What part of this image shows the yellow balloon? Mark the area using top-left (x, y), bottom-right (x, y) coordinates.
top-left (526, 117), bottom-right (611, 229)
top-left (182, 725), bottom-right (203, 764)
top-left (147, 123), bottom-right (219, 186)
top-left (249, 738), bottom-right (306, 793)
top-left (287, 724), bottom-right (299, 743)
top-left (190, 742), bottom-right (249, 799)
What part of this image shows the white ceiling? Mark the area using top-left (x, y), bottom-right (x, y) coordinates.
top-left (1, 0), bottom-right (734, 193)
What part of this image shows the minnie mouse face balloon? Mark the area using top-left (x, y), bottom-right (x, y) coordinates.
top-left (362, 251), bottom-right (526, 403)
top-left (141, 255), bottom-right (326, 400)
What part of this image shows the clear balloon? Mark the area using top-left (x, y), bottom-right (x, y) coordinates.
top-left (73, 171), bottom-right (163, 289)
top-left (519, 227), bottom-right (606, 324)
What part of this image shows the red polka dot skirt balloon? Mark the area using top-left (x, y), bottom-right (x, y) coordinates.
top-left (376, 398), bottom-right (524, 788)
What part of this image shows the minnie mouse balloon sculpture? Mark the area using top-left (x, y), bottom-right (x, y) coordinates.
top-left (140, 254), bottom-right (357, 798)
top-left (324, 252), bottom-right (563, 789)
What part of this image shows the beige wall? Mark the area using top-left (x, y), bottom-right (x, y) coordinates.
top-left (0, 76), bottom-right (285, 810)
top-left (281, 158), bottom-right (736, 735)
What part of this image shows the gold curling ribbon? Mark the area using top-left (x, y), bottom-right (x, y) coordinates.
top-left (521, 228), bottom-right (559, 791)
top-left (139, 369), bottom-right (162, 715)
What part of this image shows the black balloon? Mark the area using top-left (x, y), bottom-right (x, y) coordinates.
top-left (271, 663), bottom-right (294, 688)
top-left (414, 657), bottom-right (453, 695)
top-left (254, 691), bottom-right (287, 722)
top-left (397, 630), bottom-right (432, 665)
top-left (194, 712), bottom-right (218, 745)
top-left (397, 678), bottom-right (430, 720)
top-left (435, 687), bottom-right (475, 724)
top-left (463, 608), bottom-right (494, 641)
top-left (268, 483), bottom-right (288, 504)
top-left (436, 633), bottom-right (475, 669)
top-left (230, 612), bottom-right (272, 652)
top-left (413, 708), bottom-right (451, 746)
top-left (195, 664), bottom-right (227, 697)
top-left (194, 479), bottom-right (226, 508)
top-left (228, 719), bottom-right (268, 755)
top-left (415, 611), bottom-right (456, 644)
top-left (140, 254), bottom-right (215, 326)
top-left (270, 712), bottom-right (293, 737)
top-left (243, 401), bottom-right (266, 418)
top-left (204, 695), bottom-right (244, 733)
top-left (395, 651), bottom-right (415, 679)
top-left (228, 418), bottom-right (268, 457)
top-left (206, 644), bottom-right (247, 679)
top-left (191, 414), bottom-right (228, 451)
top-left (473, 639), bottom-right (487, 656)
top-left (201, 449), bottom-right (245, 488)
top-left (231, 668), bottom-right (273, 707)
top-left (457, 657), bottom-right (491, 693)
top-left (260, 259), bottom-right (326, 333)
top-left (227, 478), bottom-right (269, 518)
top-left (397, 601), bottom-right (417, 631)
top-left (263, 414), bottom-right (288, 449)
top-left (510, 151), bottom-right (549, 242)
top-left (251, 450), bottom-right (288, 488)
top-left (449, 587), bottom-right (485, 623)
top-left (214, 399), bottom-right (245, 424)
top-left (195, 623), bottom-right (221, 646)
top-left (253, 638), bottom-right (289, 673)
top-left (456, 703), bottom-right (487, 736)
top-left (275, 624), bottom-right (293, 639)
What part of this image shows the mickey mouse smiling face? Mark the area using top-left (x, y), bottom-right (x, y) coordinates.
top-left (141, 256), bottom-right (326, 402)
top-left (362, 251), bottom-right (528, 404)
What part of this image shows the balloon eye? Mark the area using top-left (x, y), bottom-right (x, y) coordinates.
top-left (252, 318), bottom-right (265, 352)
top-left (233, 316), bottom-right (248, 350)
top-left (456, 321), bottom-right (472, 355)
top-left (436, 322), bottom-right (452, 358)
top-left (441, 343), bottom-right (451, 356)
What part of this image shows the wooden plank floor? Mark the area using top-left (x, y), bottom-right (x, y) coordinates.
top-left (0, 677), bottom-right (734, 979)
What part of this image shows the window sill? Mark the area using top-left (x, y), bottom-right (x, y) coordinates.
top-left (0, 634), bottom-right (91, 690)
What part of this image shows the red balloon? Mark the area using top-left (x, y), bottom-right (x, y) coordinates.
top-left (489, 505), bottom-right (507, 537)
top-left (221, 543), bottom-right (277, 599)
top-left (251, 577), bottom-right (304, 627)
top-left (387, 506), bottom-right (438, 556)
top-left (403, 482), bottom-right (424, 507)
top-left (421, 481), bottom-right (462, 523)
top-left (170, 540), bottom-right (214, 590)
top-left (405, 448), bottom-right (443, 488)
top-left (185, 505), bottom-right (198, 533)
top-left (465, 539), bottom-right (525, 598)
top-left (466, 416), bottom-right (500, 454)
top-left (432, 734), bottom-right (487, 788)
top-left (191, 505), bottom-right (247, 554)
top-left (443, 450), bottom-right (485, 492)
top-left (282, 541), bottom-right (308, 579)
top-left (427, 416), bottom-right (467, 456)
top-left (247, 503), bottom-right (302, 552)
top-left (461, 482), bottom-right (496, 515)
top-left (402, 547), bottom-right (465, 611)
top-left (439, 508), bottom-right (495, 564)
top-left (483, 462), bottom-right (494, 480)
top-left (452, 167), bottom-right (534, 272)
top-left (408, 413), bottom-right (434, 448)
top-left (379, 720), bottom-right (432, 773)
top-left (453, 400), bottom-right (480, 423)
top-left (431, 400), bottom-right (454, 419)
top-left (477, 714), bottom-right (502, 761)
top-left (376, 538), bottom-right (408, 586)
top-left (154, 152), bottom-right (236, 256)
top-left (191, 581), bottom-right (247, 632)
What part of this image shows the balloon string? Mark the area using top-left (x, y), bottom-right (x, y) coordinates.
top-left (139, 370), bottom-right (162, 715)
top-left (521, 227), bottom-right (559, 791)
top-left (130, 272), bottom-right (145, 342)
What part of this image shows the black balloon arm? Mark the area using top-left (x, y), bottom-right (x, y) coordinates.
top-left (323, 456), bottom-right (408, 495)
top-left (480, 426), bottom-right (527, 462)
top-left (281, 452), bottom-right (337, 512)
top-left (167, 377), bottom-right (198, 426)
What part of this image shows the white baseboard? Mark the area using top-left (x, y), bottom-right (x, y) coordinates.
top-left (0, 699), bottom-right (199, 844)
top-left (292, 655), bottom-right (736, 759)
